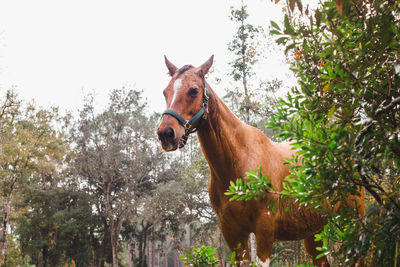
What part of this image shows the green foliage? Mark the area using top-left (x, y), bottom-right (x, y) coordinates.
top-left (21, 255), bottom-right (35, 267)
top-left (225, 167), bottom-right (283, 215)
top-left (294, 264), bottom-right (313, 267)
top-left (267, 0), bottom-right (400, 265)
top-left (134, 255), bottom-right (148, 267)
top-left (16, 188), bottom-right (93, 266)
top-left (224, 0), bottom-right (400, 265)
top-left (0, 91), bottom-right (72, 266)
top-left (180, 245), bottom-right (220, 267)
top-left (225, 167), bottom-right (273, 201)
top-left (5, 234), bottom-right (23, 267)
top-left (72, 88), bottom-right (162, 267)
top-left (181, 245), bottom-right (259, 267)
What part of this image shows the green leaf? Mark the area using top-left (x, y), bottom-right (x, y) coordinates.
top-left (270, 29), bottom-right (281, 35)
top-left (283, 14), bottom-right (295, 35)
top-left (334, 227), bottom-right (345, 238)
top-left (276, 37), bottom-right (288, 45)
top-left (327, 104), bottom-right (336, 119)
top-left (285, 43), bottom-right (296, 54)
top-left (315, 251), bottom-right (329, 260)
top-left (270, 20), bottom-right (281, 31)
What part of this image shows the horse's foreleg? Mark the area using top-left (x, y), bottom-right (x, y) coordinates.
top-left (303, 235), bottom-right (330, 267)
top-left (255, 224), bottom-right (274, 267)
top-left (220, 222), bottom-right (250, 265)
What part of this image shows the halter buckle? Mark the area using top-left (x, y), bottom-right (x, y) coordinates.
top-left (184, 120), bottom-right (191, 130)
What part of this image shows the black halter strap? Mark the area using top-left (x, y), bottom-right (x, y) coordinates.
top-left (162, 80), bottom-right (210, 148)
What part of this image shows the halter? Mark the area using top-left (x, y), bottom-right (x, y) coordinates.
top-left (162, 80), bottom-right (210, 148)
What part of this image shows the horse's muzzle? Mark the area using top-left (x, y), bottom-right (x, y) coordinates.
top-left (157, 126), bottom-right (179, 151)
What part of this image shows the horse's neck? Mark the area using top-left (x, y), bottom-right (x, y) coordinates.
top-left (196, 89), bottom-right (247, 184)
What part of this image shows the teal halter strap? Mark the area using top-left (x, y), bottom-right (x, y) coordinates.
top-left (162, 81), bottom-right (210, 148)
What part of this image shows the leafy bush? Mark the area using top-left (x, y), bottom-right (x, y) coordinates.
top-left (180, 245), bottom-right (220, 267)
top-left (268, 0), bottom-right (400, 265)
top-left (225, 167), bottom-right (273, 201)
top-left (226, 0), bottom-right (400, 265)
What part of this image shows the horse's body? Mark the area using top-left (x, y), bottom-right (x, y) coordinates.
top-left (157, 56), bottom-right (364, 266)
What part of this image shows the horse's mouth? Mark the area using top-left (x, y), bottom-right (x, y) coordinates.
top-left (161, 135), bottom-right (187, 151)
top-left (161, 141), bottom-right (179, 152)
top-left (163, 145), bottom-right (178, 152)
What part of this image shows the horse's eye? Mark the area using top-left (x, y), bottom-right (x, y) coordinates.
top-left (188, 88), bottom-right (199, 97)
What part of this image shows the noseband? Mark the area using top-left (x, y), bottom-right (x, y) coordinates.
top-left (162, 80), bottom-right (210, 148)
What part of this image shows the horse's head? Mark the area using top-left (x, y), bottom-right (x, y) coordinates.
top-left (157, 55), bottom-right (214, 151)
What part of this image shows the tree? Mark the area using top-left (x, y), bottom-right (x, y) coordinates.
top-left (72, 88), bottom-right (163, 267)
top-left (0, 90), bottom-right (70, 265)
top-left (131, 138), bottom-right (217, 267)
top-left (225, 0), bottom-right (279, 126)
top-left (0, 90), bottom-right (21, 265)
top-left (16, 187), bottom-right (93, 266)
top-left (266, 0), bottom-right (400, 265)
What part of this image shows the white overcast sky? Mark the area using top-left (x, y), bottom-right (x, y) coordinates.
top-left (0, 0), bottom-right (296, 114)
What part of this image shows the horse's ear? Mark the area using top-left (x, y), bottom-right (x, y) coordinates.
top-left (195, 55), bottom-right (214, 78)
top-left (164, 56), bottom-right (178, 76)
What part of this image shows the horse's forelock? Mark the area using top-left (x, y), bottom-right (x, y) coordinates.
top-left (177, 65), bottom-right (194, 76)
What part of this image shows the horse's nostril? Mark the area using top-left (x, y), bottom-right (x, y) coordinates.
top-left (157, 131), bottom-right (163, 141)
top-left (165, 127), bottom-right (175, 142)
top-left (158, 127), bottom-right (175, 144)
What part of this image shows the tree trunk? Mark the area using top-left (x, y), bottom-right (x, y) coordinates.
top-left (178, 222), bottom-right (186, 267)
top-left (109, 224), bottom-right (119, 267)
top-left (127, 231), bottom-right (133, 267)
top-left (219, 232), bottom-right (225, 267)
top-left (139, 232), bottom-right (143, 266)
top-left (151, 238), bottom-right (155, 267)
top-left (104, 184), bottom-right (119, 267)
top-left (1, 198), bottom-right (11, 266)
top-left (42, 245), bottom-right (48, 267)
top-left (134, 237), bottom-right (138, 262)
top-left (164, 222), bottom-right (168, 267)
top-left (97, 221), bottom-right (108, 267)
top-left (147, 235), bottom-right (150, 266)
top-left (180, 222), bottom-right (185, 251)
top-left (189, 223), bottom-right (193, 248)
top-left (173, 249), bottom-right (178, 267)
top-left (238, 0), bottom-right (250, 125)
top-left (140, 225), bottom-right (148, 267)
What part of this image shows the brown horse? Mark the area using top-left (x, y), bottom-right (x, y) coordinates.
top-left (157, 56), bottom-right (365, 266)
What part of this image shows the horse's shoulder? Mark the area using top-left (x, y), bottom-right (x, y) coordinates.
top-left (271, 141), bottom-right (297, 159)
